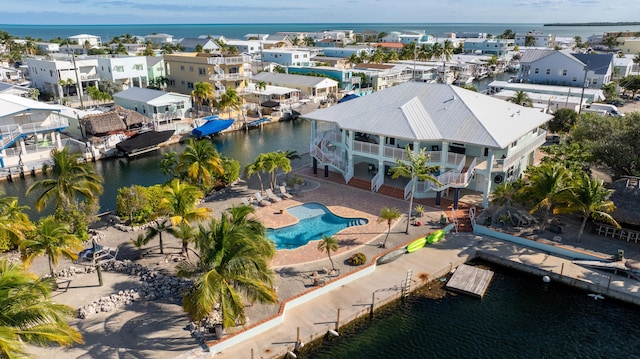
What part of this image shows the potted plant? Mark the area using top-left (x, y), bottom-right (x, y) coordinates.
top-left (414, 204), bottom-right (425, 218)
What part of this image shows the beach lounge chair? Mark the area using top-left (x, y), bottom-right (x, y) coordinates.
top-left (77, 239), bottom-right (118, 265)
top-left (241, 197), bottom-right (253, 206)
top-left (265, 188), bottom-right (282, 202)
top-left (279, 185), bottom-right (293, 199)
top-left (255, 192), bottom-right (270, 206)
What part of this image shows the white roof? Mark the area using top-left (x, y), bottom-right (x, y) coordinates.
top-left (248, 84), bottom-right (300, 96)
top-left (489, 81), bottom-right (606, 101)
top-left (0, 94), bottom-right (61, 117)
top-left (303, 82), bottom-right (552, 149)
top-left (253, 72), bottom-right (338, 88)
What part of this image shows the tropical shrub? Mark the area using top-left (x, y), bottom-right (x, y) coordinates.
top-left (221, 156), bottom-right (240, 185)
top-left (347, 252), bottom-right (367, 266)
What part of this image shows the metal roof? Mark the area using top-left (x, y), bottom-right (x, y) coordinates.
top-left (252, 72), bottom-right (338, 88)
top-left (302, 82), bottom-right (552, 149)
top-left (0, 94), bottom-right (61, 117)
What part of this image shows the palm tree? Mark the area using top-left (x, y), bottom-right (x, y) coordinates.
top-left (555, 172), bottom-right (620, 242)
top-left (0, 192), bottom-right (34, 251)
top-left (245, 154), bottom-right (267, 194)
top-left (20, 216), bottom-right (84, 278)
top-left (508, 90), bottom-right (533, 107)
top-left (191, 82), bottom-right (214, 117)
top-left (377, 207), bottom-right (401, 249)
top-left (524, 163), bottom-right (570, 232)
top-left (0, 259), bottom-right (83, 357)
top-left (633, 53), bottom-right (640, 75)
top-left (548, 108), bottom-right (578, 134)
top-left (26, 148), bottom-right (104, 212)
top-left (389, 145), bottom-right (441, 234)
top-left (490, 180), bottom-right (526, 208)
top-left (177, 138), bottom-right (224, 190)
top-left (169, 222), bottom-right (196, 258)
top-left (263, 151), bottom-right (292, 190)
top-left (180, 205), bottom-right (277, 327)
top-left (159, 151), bottom-right (178, 179)
top-left (216, 88), bottom-right (243, 120)
top-left (162, 179), bottom-right (212, 256)
top-left (144, 218), bottom-right (171, 255)
top-left (317, 235), bottom-right (339, 272)
top-left (255, 81), bottom-right (267, 111)
top-left (130, 233), bottom-right (149, 259)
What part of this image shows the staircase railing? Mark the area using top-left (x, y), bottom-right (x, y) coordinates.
top-left (371, 171), bottom-right (383, 192)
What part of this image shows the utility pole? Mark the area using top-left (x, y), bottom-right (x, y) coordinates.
top-left (578, 64), bottom-right (588, 114)
top-left (68, 43), bottom-right (85, 110)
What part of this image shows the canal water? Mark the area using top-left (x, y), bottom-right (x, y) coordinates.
top-left (0, 120), bottom-right (311, 218)
top-left (304, 262), bottom-right (640, 359)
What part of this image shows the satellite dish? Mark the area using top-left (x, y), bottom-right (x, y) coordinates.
top-left (494, 174), bottom-right (504, 184)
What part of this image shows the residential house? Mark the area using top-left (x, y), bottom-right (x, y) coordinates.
top-left (303, 82), bottom-right (552, 208)
top-left (144, 33), bottom-right (175, 46)
top-left (310, 56), bottom-right (351, 68)
top-left (147, 56), bottom-right (166, 86)
top-left (515, 31), bottom-right (555, 48)
top-left (178, 38), bottom-right (220, 53)
top-left (516, 49), bottom-right (613, 88)
top-left (306, 30), bottom-right (355, 45)
top-left (351, 63), bottom-right (409, 91)
top-left (287, 66), bottom-right (362, 92)
top-left (224, 39), bottom-right (263, 56)
top-left (109, 43), bottom-right (147, 55)
top-left (612, 55), bottom-right (634, 80)
top-left (371, 42), bottom-right (404, 54)
top-left (163, 52), bottom-right (251, 98)
top-left (0, 82), bottom-right (30, 97)
top-left (381, 31), bottom-right (425, 44)
top-left (244, 83), bottom-right (301, 116)
top-left (113, 87), bottom-right (191, 123)
top-left (321, 46), bottom-right (374, 58)
top-left (0, 66), bottom-right (27, 85)
top-left (487, 80), bottom-right (605, 105)
top-left (355, 30), bottom-right (379, 43)
top-left (463, 38), bottom-right (513, 57)
top-left (35, 42), bottom-right (60, 53)
top-left (261, 49), bottom-right (312, 67)
top-left (26, 57), bottom-right (99, 100)
top-left (251, 72), bottom-right (338, 102)
top-left (95, 55), bottom-right (149, 89)
top-left (0, 94), bottom-right (70, 171)
top-left (618, 37), bottom-right (640, 54)
top-left (68, 34), bottom-right (102, 48)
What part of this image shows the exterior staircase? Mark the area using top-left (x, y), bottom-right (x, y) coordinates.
top-left (346, 177), bottom-right (370, 192)
top-left (376, 184), bottom-right (404, 199)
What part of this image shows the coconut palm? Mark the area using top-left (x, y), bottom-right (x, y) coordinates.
top-left (490, 179), bottom-right (526, 208)
top-left (524, 163), bottom-right (570, 231)
top-left (26, 147), bottom-right (104, 212)
top-left (245, 154), bottom-right (267, 194)
top-left (508, 90), bottom-right (533, 107)
top-left (177, 139), bottom-right (224, 190)
top-left (555, 172), bottom-right (620, 242)
top-left (179, 205), bottom-right (277, 327)
top-left (377, 207), bottom-right (401, 249)
top-left (0, 192), bottom-right (34, 251)
top-left (162, 179), bottom-right (212, 256)
top-left (169, 222), bottom-right (196, 258)
top-left (317, 235), bottom-right (339, 272)
top-left (20, 216), bottom-right (84, 278)
top-left (216, 88), bottom-right (243, 120)
top-left (389, 145), bottom-right (441, 234)
top-left (255, 81), bottom-right (267, 105)
top-left (191, 82), bottom-right (214, 117)
top-left (159, 151), bottom-right (178, 179)
top-left (263, 151), bottom-right (292, 190)
top-left (0, 259), bottom-right (84, 357)
top-left (144, 218), bottom-right (171, 255)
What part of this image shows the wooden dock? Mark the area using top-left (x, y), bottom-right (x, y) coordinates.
top-left (446, 264), bottom-right (494, 298)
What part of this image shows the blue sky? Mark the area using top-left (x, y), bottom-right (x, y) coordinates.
top-left (3, 0), bottom-right (640, 25)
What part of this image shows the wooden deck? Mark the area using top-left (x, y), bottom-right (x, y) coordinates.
top-left (446, 264), bottom-right (494, 298)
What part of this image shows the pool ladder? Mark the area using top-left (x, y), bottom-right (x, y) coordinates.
top-left (347, 219), bottom-right (366, 227)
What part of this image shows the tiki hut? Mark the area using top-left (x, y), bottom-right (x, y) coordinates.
top-left (82, 112), bottom-right (126, 136)
top-left (114, 106), bottom-right (149, 129)
top-left (610, 177), bottom-right (640, 226)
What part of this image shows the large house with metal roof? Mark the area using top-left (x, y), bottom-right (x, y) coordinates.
top-left (252, 72), bottom-right (338, 102)
top-left (516, 49), bottom-right (614, 88)
top-left (303, 82), bottom-right (552, 208)
top-left (112, 87), bottom-right (192, 124)
top-left (0, 94), bottom-right (71, 173)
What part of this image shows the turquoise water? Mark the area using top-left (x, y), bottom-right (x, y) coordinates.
top-left (2, 23), bottom-right (638, 43)
top-left (267, 202), bottom-right (368, 250)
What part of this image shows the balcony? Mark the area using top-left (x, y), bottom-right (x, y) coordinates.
top-left (206, 55), bottom-right (249, 65)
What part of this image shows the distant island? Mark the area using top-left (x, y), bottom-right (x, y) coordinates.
top-left (544, 22), bottom-right (640, 27)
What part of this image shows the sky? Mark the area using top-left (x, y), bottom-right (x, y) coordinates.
top-left (3, 0), bottom-right (640, 25)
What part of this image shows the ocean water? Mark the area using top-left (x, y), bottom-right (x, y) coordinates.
top-left (2, 23), bottom-right (640, 42)
top-left (304, 262), bottom-right (640, 358)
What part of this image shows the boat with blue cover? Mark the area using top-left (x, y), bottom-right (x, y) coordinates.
top-left (192, 118), bottom-right (234, 137)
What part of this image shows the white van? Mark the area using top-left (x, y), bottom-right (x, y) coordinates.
top-left (585, 103), bottom-right (625, 117)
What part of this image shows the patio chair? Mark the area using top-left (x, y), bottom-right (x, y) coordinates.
top-left (254, 192), bottom-right (270, 206)
top-left (241, 197), bottom-right (254, 206)
top-left (279, 185), bottom-right (293, 199)
top-left (265, 188), bottom-right (282, 202)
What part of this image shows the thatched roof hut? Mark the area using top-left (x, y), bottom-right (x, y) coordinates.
top-left (611, 177), bottom-right (640, 226)
top-left (114, 105), bottom-right (148, 128)
top-left (83, 112), bottom-right (126, 136)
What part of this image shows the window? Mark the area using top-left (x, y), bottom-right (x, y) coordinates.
top-left (592, 79), bottom-right (598, 85)
top-left (49, 70), bottom-right (53, 77)
top-left (181, 81), bottom-right (186, 86)
top-left (169, 79), bottom-right (175, 86)
top-left (511, 140), bottom-right (518, 147)
top-left (133, 64), bottom-right (143, 70)
top-left (534, 68), bottom-right (539, 74)
top-left (177, 103), bottom-right (184, 109)
top-left (562, 69), bottom-right (567, 76)
top-left (187, 82), bottom-right (194, 89)
top-left (189, 66), bottom-right (194, 72)
top-left (572, 76), bottom-right (577, 82)
top-left (294, 54), bottom-right (299, 59)
top-left (114, 65), bottom-right (124, 72)
top-left (385, 137), bottom-right (396, 146)
top-left (198, 67), bottom-right (206, 75)
top-left (180, 65), bottom-right (185, 71)
top-left (545, 68), bottom-right (551, 75)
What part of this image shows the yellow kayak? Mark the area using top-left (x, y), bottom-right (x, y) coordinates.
top-left (406, 236), bottom-right (427, 253)
top-left (426, 229), bottom-right (446, 244)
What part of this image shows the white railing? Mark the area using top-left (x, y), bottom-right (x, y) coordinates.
top-left (404, 179), bottom-right (413, 200)
top-left (0, 124), bottom-right (22, 149)
top-left (456, 157), bottom-right (465, 172)
top-left (501, 134), bottom-right (546, 170)
top-left (309, 143), bottom-right (346, 172)
top-left (425, 150), bottom-right (441, 163)
top-left (206, 56), bottom-right (249, 65)
top-left (383, 146), bottom-right (409, 161)
top-left (352, 140), bottom-right (379, 155)
top-left (371, 171), bottom-right (384, 192)
top-left (447, 152), bottom-right (466, 166)
top-left (345, 165), bottom-right (354, 184)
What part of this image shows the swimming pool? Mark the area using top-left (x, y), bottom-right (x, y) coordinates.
top-left (267, 202), bottom-right (368, 250)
